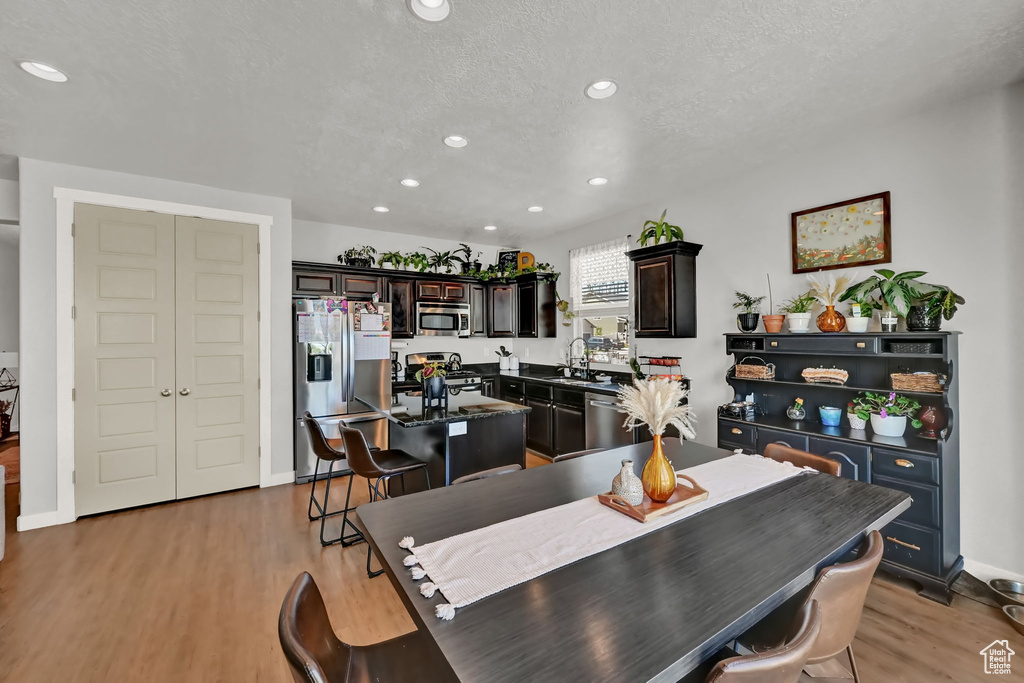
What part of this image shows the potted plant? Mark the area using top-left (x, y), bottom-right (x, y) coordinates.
top-left (845, 293), bottom-right (881, 333)
top-left (378, 250), bottom-right (405, 270)
top-left (852, 391), bottom-right (923, 437)
top-left (846, 402), bottom-right (867, 430)
top-left (404, 250), bottom-right (430, 272)
top-left (733, 291), bottom-right (765, 333)
top-left (779, 291), bottom-right (816, 333)
top-left (838, 269), bottom-right (964, 331)
top-left (452, 243), bottom-right (483, 274)
top-left (638, 210), bottom-right (684, 247)
top-left (906, 283), bottom-right (965, 331)
top-left (762, 274), bottom-right (785, 333)
top-left (414, 361), bottom-right (448, 400)
top-left (554, 291), bottom-right (575, 327)
top-left (617, 378), bottom-right (696, 502)
top-left (806, 272), bottom-right (853, 332)
top-left (339, 246), bottom-right (377, 268)
top-left (424, 247), bottom-right (456, 274)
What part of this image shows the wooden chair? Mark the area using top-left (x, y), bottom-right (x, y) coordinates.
top-left (279, 572), bottom-right (447, 683)
top-left (451, 464), bottom-right (522, 485)
top-left (705, 601), bottom-right (823, 682)
top-left (551, 448), bottom-right (605, 463)
top-left (301, 412), bottom-right (361, 548)
top-left (763, 443), bottom-right (840, 476)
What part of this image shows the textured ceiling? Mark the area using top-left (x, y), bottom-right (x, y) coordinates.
top-left (1, 0), bottom-right (1022, 246)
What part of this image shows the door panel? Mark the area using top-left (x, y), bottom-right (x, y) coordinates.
top-left (174, 216), bottom-right (260, 499)
top-left (74, 204), bottom-right (177, 515)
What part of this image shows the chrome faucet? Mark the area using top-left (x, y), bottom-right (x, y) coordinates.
top-left (567, 336), bottom-right (590, 379)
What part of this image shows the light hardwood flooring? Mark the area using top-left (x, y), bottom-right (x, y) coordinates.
top-left (1, 467), bottom-right (1020, 682)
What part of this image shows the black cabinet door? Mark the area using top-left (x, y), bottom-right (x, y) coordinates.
top-left (634, 256), bottom-right (673, 335)
top-left (807, 437), bottom-right (870, 482)
top-left (517, 280), bottom-right (538, 338)
top-left (526, 398), bottom-right (552, 453)
top-left (340, 274), bottom-right (382, 300)
top-left (293, 270), bottom-right (337, 296)
top-left (388, 278), bottom-right (415, 339)
top-left (481, 378), bottom-right (496, 397)
top-left (443, 282), bottom-right (468, 302)
top-left (553, 404), bottom-right (586, 455)
top-left (470, 284), bottom-right (486, 336)
top-left (755, 426), bottom-right (808, 454)
top-left (416, 281), bottom-right (443, 300)
top-left (487, 284), bottom-right (517, 337)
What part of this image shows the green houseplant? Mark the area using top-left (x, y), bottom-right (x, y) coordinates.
top-left (378, 250), bottom-right (405, 270)
top-left (779, 291), bottom-right (816, 333)
top-left (839, 269), bottom-right (964, 331)
top-left (424, 247), bottom-right (456, 274)
top-left (340, 246), bottom-right (377, 268)
top-left (452, 243), bottom-right (483, 274)
top-left (733, 291), bottom-right (765, 333)
top-left (852, 391), bottom-right (923, 437)
top-left (414, 361), bottom-right (448, 400)
top-left (845, 292), bottom-right (882, 333)
top-left (638, 210), bottom-right (684, 247)
top-left (404, 250), bottom-right (431, 273)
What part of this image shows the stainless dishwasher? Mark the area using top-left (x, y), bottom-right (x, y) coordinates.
top-left (585, 392), bottom-right (634, 449)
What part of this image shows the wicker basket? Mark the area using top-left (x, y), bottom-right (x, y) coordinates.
top-left (891, 372), bottom-right (944, 393)
top-left (733, 357), bottom-right (776, 380)
top-left (890, 341), bottom-right (938, 354)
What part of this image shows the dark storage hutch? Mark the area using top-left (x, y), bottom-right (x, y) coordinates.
top-left (627, 241), bottom-right (703, 338)
top-left (719, 331), bottom-right (962, 603)
top-left (292, 261), bottom-right (557, 339)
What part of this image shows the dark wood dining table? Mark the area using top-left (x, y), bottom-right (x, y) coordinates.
top-left (355, 438), bottom-right (911, 682)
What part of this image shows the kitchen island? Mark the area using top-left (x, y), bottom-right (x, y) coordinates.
top-left (355, 392), bottom-right (530, 489)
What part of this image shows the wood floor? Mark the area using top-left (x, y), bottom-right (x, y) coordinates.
top-left (1, 468), bottom-right (1020, 682)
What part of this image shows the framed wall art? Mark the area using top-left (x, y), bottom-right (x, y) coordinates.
top-left (791, 191), bottom-right (891, 273)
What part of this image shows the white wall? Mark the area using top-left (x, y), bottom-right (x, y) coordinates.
top-left (0, 179), bottom-right (18, 222)
top-left (0, 236), bottom-right (18, 353)
top-left (525, 83), bottom-right (1024, 576)
top-left (18, 159), bottom-right (293, 520)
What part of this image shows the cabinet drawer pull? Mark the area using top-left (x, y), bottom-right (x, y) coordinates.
top-left (856, 342), bottom-right (866, 349)
top-left (894, 458), bottom-right (915, 468)
top-left (886, 536), bottom-right (921, 551)
top-left (770, 341), bottom-right (779, 347)
top-left (731, 428), bottom-right (743, 435)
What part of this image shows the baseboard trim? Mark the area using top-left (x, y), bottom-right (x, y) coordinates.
top-left (964, 558), bottom-right (1024, 584)
top-left (262, 471), bottom-right (295, 487)
top-left (17, 511), bottom-right (71, 532)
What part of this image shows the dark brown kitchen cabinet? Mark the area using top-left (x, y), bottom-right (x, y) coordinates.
top-left (627, 241), bottom-right (702, 338)
top-left (417, 281), bottom-right (467, 303)
top-left (526, 398), bottom-right (553, 452)
top-left (487, 284), bottom-right (517, 337)
top-left (388, 278), bottom-right (415, 339)
top-left (339, 274), bottom-right (383, 300)
top-left (469, 284), bottom-right (486, 336)
top-left (514, 273), bottom-right (557, 338)
top-left (552, 404), bottom-right (586, 455)
top-left (293, 270), bottom-right (337, 296)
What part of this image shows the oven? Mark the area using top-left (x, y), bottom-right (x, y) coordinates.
top-left (416, 302), bottom-right (471, 337)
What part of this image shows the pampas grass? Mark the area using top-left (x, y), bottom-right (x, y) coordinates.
top-left (806, 271), bottom-right (852, 307)
top-left (617, 378), bottom-right (697, 440)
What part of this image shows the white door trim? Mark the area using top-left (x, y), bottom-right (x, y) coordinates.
top-left (48, 187), bottom-right (278, 527)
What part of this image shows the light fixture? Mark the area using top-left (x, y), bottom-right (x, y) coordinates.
top-left (443, 135), bottom-right (468, 148)
top-left (483, 225), bottom-right (498, 231)
top-left (18, 60), bottom-right (68, 83)
top-left (400, 178), bottom-right (420, 187)
top-left (373, 206), bottom-right (390, 213)
top-left (528, 206), bottom-right (543, 213)
top-left (407, 0), bottom-right (451, 22)
top-left (588, 177), bottom-right (609, 186)
top-left (585, 79), bottom-right (617, 100)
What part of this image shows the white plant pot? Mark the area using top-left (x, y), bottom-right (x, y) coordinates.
top-left (847, 412), bottom-right (867, 430)
top-left (870, 413), bottom-right (907, 437)
top-left (846, 316), bottom-right (870, 333)
top-left (787, 312), bottom-right (812, 333)
top-left (381, 263), bottom-right (395, 270)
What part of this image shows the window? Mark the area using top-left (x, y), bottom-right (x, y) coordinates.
top-left (569, 238), bottom-right (630, 366)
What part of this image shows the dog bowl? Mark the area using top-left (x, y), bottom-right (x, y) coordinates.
top-left (1003, 605), bottom-right (1024, 637)
top-left (989, 579), bottom-right (1024, 606)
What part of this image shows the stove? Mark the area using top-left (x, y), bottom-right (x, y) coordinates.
top-left (404, 352), bottom-right (483, 392)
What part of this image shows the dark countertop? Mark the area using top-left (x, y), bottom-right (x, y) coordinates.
top-left (356, 392), bottom-right (530, 428)
top-left (391, 363), bottom-right (635, 396)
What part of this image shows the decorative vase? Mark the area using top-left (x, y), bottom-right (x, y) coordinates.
top-left (848, 412), bottom-right (867, 430)
top-left (846, 316), bottom-right (870, 333)
top-left (424, 375), bottom-right (446, 400)
top-left (611, 459), bottom-right (644, 506)
top-left (819, 406), bottom-right (842, 427)
top-left (906, 305), bottom-right (942, 331)
top-left (786, 405), bottom-right (806, 421)
top-left (736, 313), bottom-right (760, 333)
top-left (816, 306), bottom-right (846, 333)
top-left (870, 413), bottom-right (907, 437)
top-left (762, 314), bottom-right (785, 333)
top-left (787, 312), bottom-right (812, 333)
top-left (917, 405), bottom-right (947, 439)
top-left (880, 312), bottom-right (899, 332)
top-left (641, 435), bottom-right (677, 503)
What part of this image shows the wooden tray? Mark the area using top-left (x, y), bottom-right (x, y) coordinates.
top-left (598, 474), bottom-right (709, 523)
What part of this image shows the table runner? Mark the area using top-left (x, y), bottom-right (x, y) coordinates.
top-left (399, 454), bottom-right (812, 620)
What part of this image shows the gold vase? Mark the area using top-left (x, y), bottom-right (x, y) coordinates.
top-left (641, 435), bottom-right (677, 503)
top-left (816, 305), bottom-right (846, 333)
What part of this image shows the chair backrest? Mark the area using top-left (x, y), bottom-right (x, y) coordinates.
top-left (551, 448), bottom-right (605, 463)
top-left (800, 530), bottom-right (883, 663)
top-left (338, 425), bottom-right (386, 479)
top-left (278, 572), bottom-right (352, 683)
top-left (707, 601), bottom-right (822, 683)
top-left (451, 464), bottom-right (523, 485)
top-left (763, 443), bottom-right (841, 476)
top-left (302, 411), bottom-right (345, 463)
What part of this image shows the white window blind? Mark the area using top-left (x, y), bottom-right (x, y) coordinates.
top-left (569, 237), bottom-right (630, 314)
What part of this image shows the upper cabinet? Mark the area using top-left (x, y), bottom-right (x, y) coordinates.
top-left (339, 273), bottom-right (383, 301)
top-left (388, 278), bottom-right (415, 339)
top-left (417, 280), bottom-right (468, 303)
top-left (487, 283), bottom-right (517, 338)
top-left (293, 270), bottom-right (337, 296)
top-left (469, 283), bottom-right (486, 337)
top-left (627, 241), bottom-right (703, 338)
top-left (514, 274), bottom-right (557, 339)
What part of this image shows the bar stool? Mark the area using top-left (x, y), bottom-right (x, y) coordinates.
top-left (301, 412), bottom-right (362, 548)
top-left (339, 425), bottom-right (430, 578)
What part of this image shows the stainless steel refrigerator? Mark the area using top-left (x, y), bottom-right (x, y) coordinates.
top-left (293, 298), bottom-right (392, 482)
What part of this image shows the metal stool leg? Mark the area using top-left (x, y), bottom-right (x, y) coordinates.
top-left (338, 474), bottom-right (364, 547)
top-left (307, 457), bottom-right (322, 521)
top-left (365, 475), bottom-right (388, 578)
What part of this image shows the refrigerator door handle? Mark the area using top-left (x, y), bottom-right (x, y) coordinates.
top-left (347, 312), bottom-right (356, 403)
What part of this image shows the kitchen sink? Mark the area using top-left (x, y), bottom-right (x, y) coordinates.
top-left (541, 377), bottom-right (593, 386)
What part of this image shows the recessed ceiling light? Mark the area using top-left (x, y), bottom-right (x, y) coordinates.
top-left (18, 60), bottom-right (68, 82)
top-left (528, 206), bottom-right (544, 213)
top-left (444, 135), bottom-right (468, 148)
top-left (483, 225), bottom-right (498, 231)
top-left (407, 0), bottom-right (450, 22)
top-left (585, 79), bottom-right (618, 99)
top-left (588, 177), bottom-right (609, 186)
top-left (400, 178), bottom-right (420, 187)
top-left (373, 206), bottom-right (390, 213)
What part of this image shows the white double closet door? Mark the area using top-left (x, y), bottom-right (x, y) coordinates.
top-left (73, 203), bottom-right (260, 516)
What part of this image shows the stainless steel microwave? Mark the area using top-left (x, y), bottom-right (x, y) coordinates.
top-left (416, 302), bottom-right (471, 337)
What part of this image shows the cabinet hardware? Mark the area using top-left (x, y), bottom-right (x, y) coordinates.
top-left (770, 341), bottom-right (778, 347)
top-left (731, 428), bottom-right (742, 435)
top-left (886, 536), bottom-right (920, 551)
top-left (161, 389), bottom-right (172, 397)
top-left (179, 388), bottom-right (191, 396)
top-left (856, 342), bottom-right (866, 349)
top-left (895, 458), bottom-right (914, 468)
